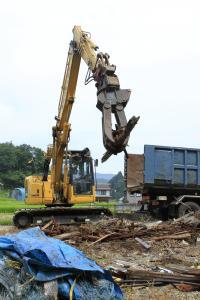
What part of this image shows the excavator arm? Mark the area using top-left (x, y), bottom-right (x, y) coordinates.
top-left (40, 25), bottom-right (140, 203)
top-left (73, 26), bottom-right (139, 162)
top-left (14, 26), bottom-right (138, 227)
top-left (52, 26), bottom-right (139, 193)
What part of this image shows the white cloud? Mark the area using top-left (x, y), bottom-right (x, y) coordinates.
top-left (0, 0), bottom-right (200, 173)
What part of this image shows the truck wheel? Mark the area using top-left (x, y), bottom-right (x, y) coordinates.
top-left (178, 201), bottom-right (200, 217)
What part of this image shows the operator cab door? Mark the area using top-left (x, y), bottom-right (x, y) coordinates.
top-left (69, 154), bottom-right (94, 196)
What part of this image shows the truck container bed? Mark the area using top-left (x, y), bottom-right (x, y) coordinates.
top-left (127, 145), bottom-right (200, 194)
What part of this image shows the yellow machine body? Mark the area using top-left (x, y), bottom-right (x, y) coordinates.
top-left (25, 175), bottom-right (95, 206)
top-left (24, 25), bottom-right (136, 208)
top-left (25, 176), bottom-right (53, 205)
top-left (25, 150), bottom-right (96, 206)
top-left (13, 25), bottom-right (135, 227)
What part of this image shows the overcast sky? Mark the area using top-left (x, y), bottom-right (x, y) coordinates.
top-left (0, 0), bottom-right (200, 173)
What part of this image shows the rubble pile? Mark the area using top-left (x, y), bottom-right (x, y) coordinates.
top-left (42, 212), bottom-right (200, 246)
top-left (1, 212), bottom-right (200, 299)
top-left (41, 212), bottom-right (200, 298)
top-left (0, 227), bottom-right (123, 300)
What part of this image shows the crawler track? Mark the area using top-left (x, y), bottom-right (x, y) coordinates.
top-left (13, 207), bottom-right (112, 228)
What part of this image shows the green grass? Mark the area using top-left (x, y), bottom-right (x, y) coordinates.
top-left (0, 197), bottom-right (117, 213)
top-left (0, 197), bottom-right (44, 225)
top-left (74, 201), bottom-right (117, 214)
top-left (0, 197), bottom-right (117, 225)
top-left (0, 190), bottom-right (9, 198)
top-left (0, 197), bottom-right (42, 213)
top-left (95, 201), bottom-right (117, 214)
top-left (74, 201), bottom-right (116, 207)
top-left (0, 213), bottom-right (13, 225)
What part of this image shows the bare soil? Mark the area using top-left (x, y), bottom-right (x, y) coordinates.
top-left (0, 216), bottom-right (200, 299)
top-left (79, 238), bottom-right (200, 299)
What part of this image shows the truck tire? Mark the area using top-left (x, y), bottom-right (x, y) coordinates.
top-left (178, 201), bottom-right (200, 217)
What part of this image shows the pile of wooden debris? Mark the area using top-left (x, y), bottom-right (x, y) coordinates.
top-left (40, 212), bottom-right (200, 297)
top-left (41, 212), bottom-right (200, 248)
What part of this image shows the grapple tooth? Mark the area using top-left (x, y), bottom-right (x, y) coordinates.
top-left (95, 61), bottom-right (139, 161)
top-left (98, 88), bottom-right (139, 161)
top-left (101, 151), bottom-right (112, 163)
top-left (101, 115), bottom-right (139, 162)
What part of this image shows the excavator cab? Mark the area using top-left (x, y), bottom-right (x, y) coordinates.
top-left (66, 148), bottom-right (96, 204)
top-left (68, 150), bottom-right (94, 195)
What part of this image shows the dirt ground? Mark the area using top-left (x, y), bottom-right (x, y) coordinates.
top-left (0, 225), bottom-right (18, 235)
top-left (0, 216), bottom-right (200, 300)
top-left (79, 237), bottom-right (200, 299)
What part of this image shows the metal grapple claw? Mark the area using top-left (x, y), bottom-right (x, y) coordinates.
top-left (93, 52), bottom-right (139, 162)
top-left (97, 89), bottom-right (139, 162)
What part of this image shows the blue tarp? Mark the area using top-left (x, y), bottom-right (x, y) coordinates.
top-left (11, 187), bottom-right (25, 200)
top-left (0, 227), bottom-right (123, 299)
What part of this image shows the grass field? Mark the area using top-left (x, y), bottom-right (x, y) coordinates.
top-left (0, 213), bottom-right (13, 225)
top-left (0, 197), bottom-right (117, 225)
top-left (0, 197), bottom-right (43, 225)
top-left (0, 197), bottom-right (43, 213)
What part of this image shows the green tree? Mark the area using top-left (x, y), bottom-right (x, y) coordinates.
top-left (0, 142), bottom-right (17, 172)
top-left (0, 142), bottom-right (44, 188)
top-left (109, 171), bottom-right (125, 200)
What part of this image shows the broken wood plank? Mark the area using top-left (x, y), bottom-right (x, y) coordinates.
top-left (88, 232), bottom-right (115, 247)
top-left (54, 231), bottom-right (80, 241)
top-left (163, 264), bottom-right (200, 276)
top-left (126, 269), bottom-right (200, 284)
top-left (85, 235), bottom-right (100, 241)
top-left (63, 239), bottom-right (77, 245)
top-left (41, 220), bottom-right (54, 231)
top-left (173, 212), bottom-right (200, 226)
top-left (174, 283), bottom-right (200, 292)
top-left (135, 237), bottom-right (151, 249)
top-left (150, 233), bottom-right (191, 241)
top-left (173, 212), bottom-right (194, 223)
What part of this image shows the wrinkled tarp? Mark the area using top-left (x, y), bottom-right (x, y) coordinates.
top-left (0, 227), bottom-right (123, 300)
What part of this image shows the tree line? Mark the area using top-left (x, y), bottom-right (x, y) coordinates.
top-left (109, 171), bottom-right (125, 200)
top-left (0, 142), bottom-right (44, 188)
top-left (0, 142), bottom-right (125, 199)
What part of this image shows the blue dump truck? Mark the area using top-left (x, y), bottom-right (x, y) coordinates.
top-left (125, 145), bottom-right (200, 218)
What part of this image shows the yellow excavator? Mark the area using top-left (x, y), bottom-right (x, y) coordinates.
top-left (13, 26), bottom-right (139, 227)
